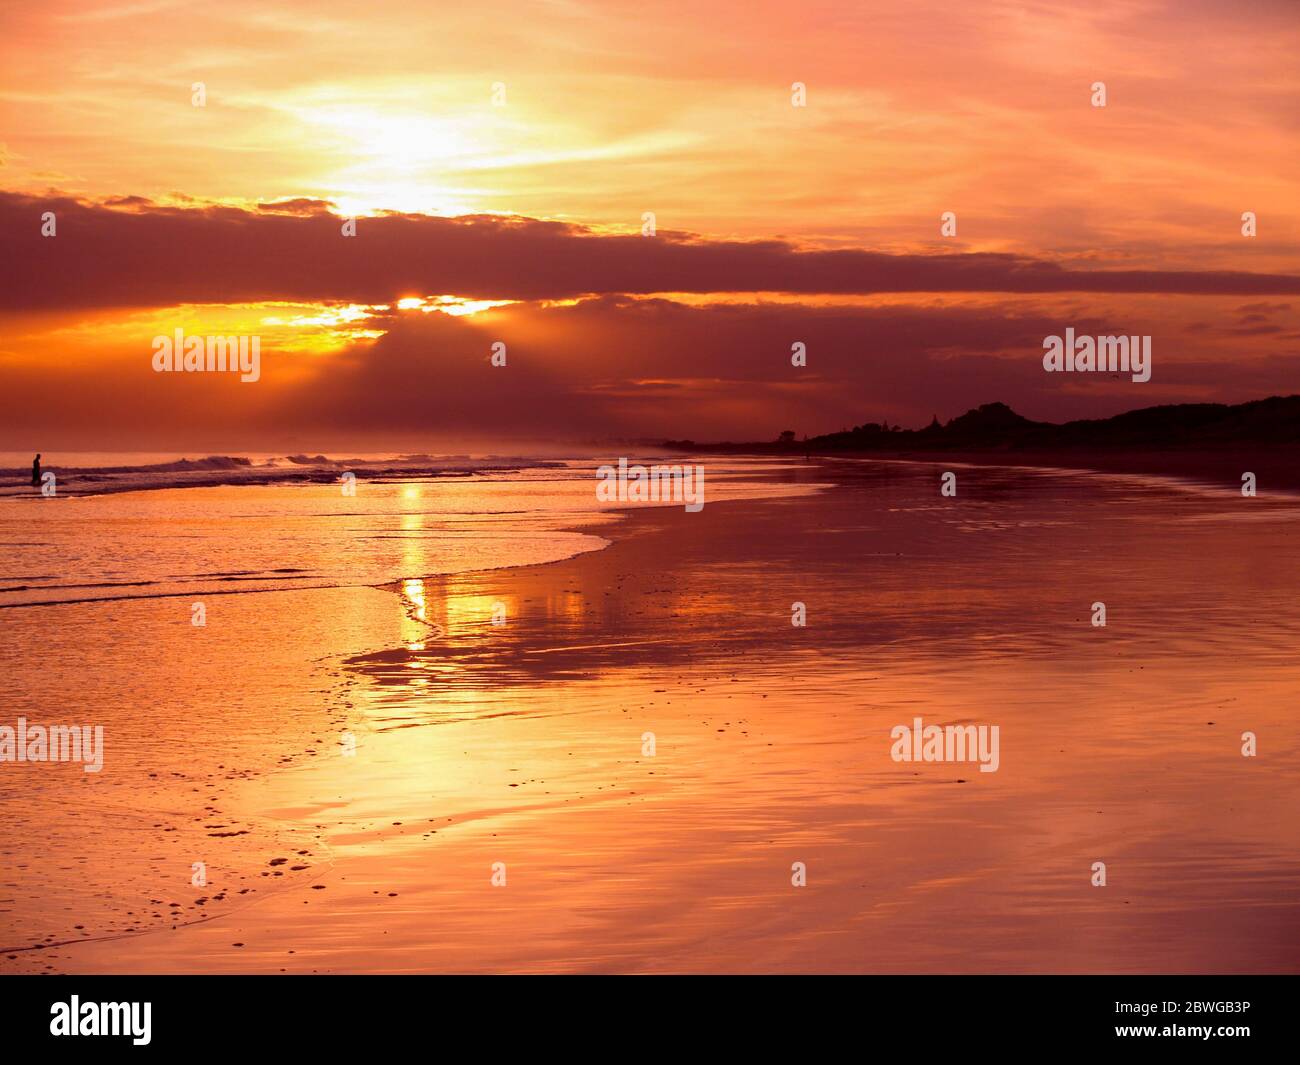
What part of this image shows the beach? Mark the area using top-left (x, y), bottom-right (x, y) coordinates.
top-left (696, 443), bottom-right (1300, 494)
top-left (2, 456), bottom-right (1299, 973)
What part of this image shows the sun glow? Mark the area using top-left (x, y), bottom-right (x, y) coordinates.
top-left (291, 103), bottom-right (512, 217)
top-left (395, 295), bottom-right (515, 317)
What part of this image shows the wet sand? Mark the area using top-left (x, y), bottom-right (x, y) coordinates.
top-left (723, 444), bottom-right (1300, 493)
top-left (851, 445), bottom-right (1300, 493)
top-left (4, 457), bottom-right (1300, 973)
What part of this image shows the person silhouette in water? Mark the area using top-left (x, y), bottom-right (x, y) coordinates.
top-left (31, 454), bottom-right (41, 487)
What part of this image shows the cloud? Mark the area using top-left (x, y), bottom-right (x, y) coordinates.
top-left (4, 292), bottom-right (1292, 449)
top-left (5, 192), bottom-right (1300, 312)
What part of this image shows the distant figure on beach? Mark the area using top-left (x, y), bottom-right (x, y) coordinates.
top-left (31, 454), bottom-right (41, 487)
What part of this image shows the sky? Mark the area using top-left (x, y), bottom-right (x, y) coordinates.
top-left (1, 0), bottom-right (1297, 451)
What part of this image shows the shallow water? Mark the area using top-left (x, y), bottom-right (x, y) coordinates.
top-left (0, 459), bottom-right (801, 606)
top-left (2, 457), bottom-right (1297, 972)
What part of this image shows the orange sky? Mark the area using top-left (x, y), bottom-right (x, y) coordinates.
top-left (1, 0), bottom-right (1298, 449)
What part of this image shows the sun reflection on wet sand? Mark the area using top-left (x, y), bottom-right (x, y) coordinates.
top-left (401, 577), bottom-right (428, 624)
